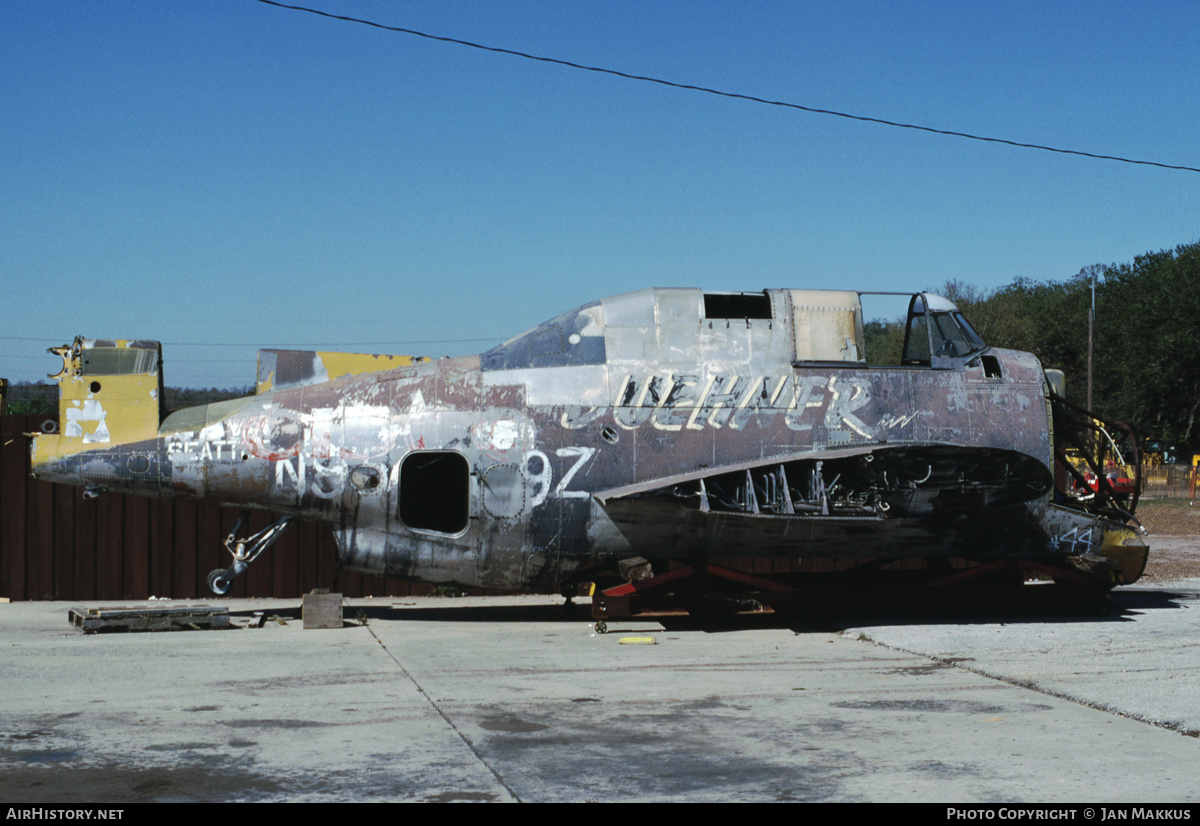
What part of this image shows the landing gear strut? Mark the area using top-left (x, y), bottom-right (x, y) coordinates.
top-left (206, 511), bottom-right (293, 595)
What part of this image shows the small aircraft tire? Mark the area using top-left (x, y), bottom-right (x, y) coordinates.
top-left (594, 621), bottom-right (607, 634)
top-left (207, 569), bottom-right (232, 596)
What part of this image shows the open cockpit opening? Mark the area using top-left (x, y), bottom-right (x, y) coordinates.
top-left (703, 292), bottom-right (773, 320)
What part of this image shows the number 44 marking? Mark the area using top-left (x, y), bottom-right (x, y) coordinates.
top-left (526, 447), bottom-right (597, 507)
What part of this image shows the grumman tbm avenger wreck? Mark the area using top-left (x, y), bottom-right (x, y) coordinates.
top-left (28, 288), bottom-right (1147, 620)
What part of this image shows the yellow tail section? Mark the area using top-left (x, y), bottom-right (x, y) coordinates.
top-left (31, 337), bottom-right (163, 468)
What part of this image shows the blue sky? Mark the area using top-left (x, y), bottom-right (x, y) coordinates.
top-left (3, 1), bottom-right (1198, 387)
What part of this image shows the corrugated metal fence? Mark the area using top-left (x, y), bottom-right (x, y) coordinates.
top-left (0, 414), bottom-right (450, 601)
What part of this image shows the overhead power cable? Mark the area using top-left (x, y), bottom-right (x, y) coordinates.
top-left (0, 335), bottom-right (501, 347)
top-left (254, 0), bottom-right (1199, 175)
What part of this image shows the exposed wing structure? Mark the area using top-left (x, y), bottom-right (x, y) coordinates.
top-left (597, 445), bottom-right (1062, 559)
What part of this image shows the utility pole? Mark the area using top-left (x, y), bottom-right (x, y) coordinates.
top-left (1087, 279), bottom-right (1095, 411)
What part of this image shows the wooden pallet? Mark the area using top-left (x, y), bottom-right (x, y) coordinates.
top-left (68, 604), bottom-right (231, 633)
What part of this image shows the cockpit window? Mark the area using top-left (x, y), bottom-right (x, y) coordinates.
top-left (954, 312), bottom-right (986, 352)
top-left (903, 313), bottom-right (930, 364)
top-left (901, 295), bottom-right (987, 366)
top-left (931, 312), bottom-right (971, 358)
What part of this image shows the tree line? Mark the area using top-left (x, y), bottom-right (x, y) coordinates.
top-left (868, 240), bottom-right (1200, 456)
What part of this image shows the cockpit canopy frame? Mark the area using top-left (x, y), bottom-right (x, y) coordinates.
top-left (878, 292), bottom-right (989, 369)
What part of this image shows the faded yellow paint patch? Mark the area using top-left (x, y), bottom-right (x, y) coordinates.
top-left (1099, 522), bottom-right (1150, 584)
top-left (255, 351), bottom-right (429, 395)
top-left (317, 352), bottom-right (427, 381)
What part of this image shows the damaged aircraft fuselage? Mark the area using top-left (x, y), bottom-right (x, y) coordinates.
top-left (29, 288), bottom-right (1148, 593)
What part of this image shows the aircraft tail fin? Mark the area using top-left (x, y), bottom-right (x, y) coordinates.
top-left (31, 338), bottom-right (164, 468)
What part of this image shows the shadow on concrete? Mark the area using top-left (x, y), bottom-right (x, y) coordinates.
top-left (223, 584), bottom-right (1199, 634)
